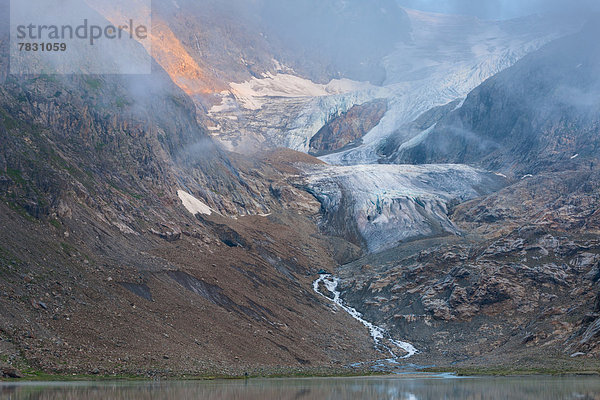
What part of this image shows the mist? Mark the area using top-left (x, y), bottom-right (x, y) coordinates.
top-left (395, 0), bottom-right (600, 20)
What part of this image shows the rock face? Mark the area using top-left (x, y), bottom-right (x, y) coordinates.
top-left (309, 99), bottom-right (388, 156)
top-left (337, 170), bottom-right (600, 367)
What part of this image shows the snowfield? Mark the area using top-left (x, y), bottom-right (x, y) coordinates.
top-left (227, 72), bottom-right (373, 111)
top-left (177, 190), bottom-right (212, 216)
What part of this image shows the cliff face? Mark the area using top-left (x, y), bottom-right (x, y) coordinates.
top-left (309, 99), bottom-right (388, 156)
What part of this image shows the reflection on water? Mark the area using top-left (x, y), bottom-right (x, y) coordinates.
top-left (2, 375), bottom-right (600, 400)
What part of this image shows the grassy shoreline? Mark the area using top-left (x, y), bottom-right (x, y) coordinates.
top-left (3, 366), bottom-right (600, 382)
top-left (0, 368), bottom-right (388, 383)
top-left (421, 366), bottom-right (600, 377)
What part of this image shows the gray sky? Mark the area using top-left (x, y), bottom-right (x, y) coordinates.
top-left (395, 0), bottom-right (600, 20)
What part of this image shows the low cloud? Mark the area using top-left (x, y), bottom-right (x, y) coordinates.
top-left (395, 0), bottom-right (600, 20)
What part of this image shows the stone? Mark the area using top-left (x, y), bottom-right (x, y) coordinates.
top-left (1, 367), bottom-right (23, 378)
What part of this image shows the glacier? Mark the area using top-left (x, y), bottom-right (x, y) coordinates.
top-left (206, 9), bottom-right (578, 255)
top-left (320, 9), bottom-right (579, 165)
top-left (207, 9), bottom-right (578, 164)
top-left (304, 164), bottom-right (507, 253)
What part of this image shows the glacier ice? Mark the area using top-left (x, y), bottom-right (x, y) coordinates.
top-left (208, 9), bottom-right (578, 164)
top-left (304, 164), bottom-right (506, 253)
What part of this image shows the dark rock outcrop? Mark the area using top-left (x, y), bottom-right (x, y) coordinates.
top-left (309, 99), bottom-right (388, 156)
top-left (0, 367), bottom-right (23, 379)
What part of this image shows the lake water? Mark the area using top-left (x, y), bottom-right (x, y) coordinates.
top-left (2, 374), bottom-right (600, 399)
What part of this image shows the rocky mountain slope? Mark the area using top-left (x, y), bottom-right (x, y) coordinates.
top-left (336, 168), bottom-right (600, 369)
top-left (0, 6), bottom-right (383, 375)
top-left (1, 0), bottom-right (600, 377)
top-left (330, 19), bottom-right (600, 369)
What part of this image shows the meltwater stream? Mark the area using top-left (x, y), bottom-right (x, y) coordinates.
top-left (313, 274), bottom-right (418, 362)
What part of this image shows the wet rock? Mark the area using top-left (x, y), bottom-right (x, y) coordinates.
top-left (1, 367), bottom-right (23, 378)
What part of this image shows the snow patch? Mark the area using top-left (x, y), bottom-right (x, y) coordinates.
top-left (209, 96), bottom-right (238, 114)
top-left (177, 190), bottom-right (212, 216)
top-left (229, 72), bottom-right (371, 110)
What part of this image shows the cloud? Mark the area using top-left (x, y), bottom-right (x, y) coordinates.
top-left (395, 0), bottom-right (600, 20)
